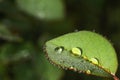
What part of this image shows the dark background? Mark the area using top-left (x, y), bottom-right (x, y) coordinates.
top-left (0, 0), bottom-right (120, 80)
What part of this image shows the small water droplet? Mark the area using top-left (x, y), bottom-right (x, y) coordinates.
top-left (69, 66), bottom-right (74, 70)
top-left (69, 66), bottom-right (77, 71)
top-left (86, 70), bottom-right (91, 74)
top-left (71, 47), bottom-right (82, 56)
top-left (83, 56), bottom-right (87, 59)
top-left (89, 57), bottom-right (99, 65)
top-left (55, 46), bottom-right (64, 54)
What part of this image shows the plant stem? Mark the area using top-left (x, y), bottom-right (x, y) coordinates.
top-left (113, 76), bottom-right (119, 80)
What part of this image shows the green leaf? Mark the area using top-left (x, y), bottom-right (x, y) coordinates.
top-left (45, 31), bottom-right (118, 78)
top-left (0, 24), bottom-right (22, 42)
top-left (16, 0), bottom-right (65, 21)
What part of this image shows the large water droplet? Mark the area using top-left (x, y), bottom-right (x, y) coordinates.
top-left (86, 70), bottom-right (91, 74)
top-left (71, 47), bottom-right (82, 56)
top-left (89, 57), bottom-right (99, 65)
top-left (55, 46), bottom-right (64, 54)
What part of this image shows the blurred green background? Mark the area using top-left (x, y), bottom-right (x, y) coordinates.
top-left (0, 0), bottom-right (120, 80)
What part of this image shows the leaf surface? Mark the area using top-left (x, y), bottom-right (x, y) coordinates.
top-left (45, 31), bottom-right (118, 78)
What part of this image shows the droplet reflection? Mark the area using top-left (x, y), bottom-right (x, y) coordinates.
top-left (89, 57), bottom-right (99, 65)
top-left (55, 46), bottom-right (64, 54)
top-left (71, 47), bottom-right (82, 56)
top-left (86, 70), bottom-right (91, 74)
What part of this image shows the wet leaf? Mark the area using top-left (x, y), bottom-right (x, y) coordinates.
top-left (45, 31), bottom-right (118, 78)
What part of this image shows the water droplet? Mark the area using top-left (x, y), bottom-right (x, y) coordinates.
top-left (55, 46), bottom-right (64, 54)
top-left (71, 47), bottom-right (82, 56)
top-left (69, 66), bottom-right (74, 70)
top-left (83, 56), bottom-right (87, 59)
top-left (86, 70), bottom-right (91, 74)
top-left (69, 66), bottom-right (77, 71)
top-left (89, 57), bottom-right (99, 65)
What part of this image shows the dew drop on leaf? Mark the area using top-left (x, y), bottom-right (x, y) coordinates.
top-left (45, 31), bottom-right (118, 77)
top-left (71, 47), bottom-right (82, 56)
top-left (69, 66), bottom-right (77, 71)
top-left (89, 58), bottom-right (99, 65)
top-left (83, 56), bottom-right (87, 59)
top-left (55, 46), bottom-right (64, 54)
top-left (86, 70), bottom-right (91, 74)
top-left (69, 66), bottom-right (74, 70)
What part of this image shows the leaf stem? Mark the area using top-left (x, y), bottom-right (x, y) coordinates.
top-left (113, 75), bottom-right (119, 80)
